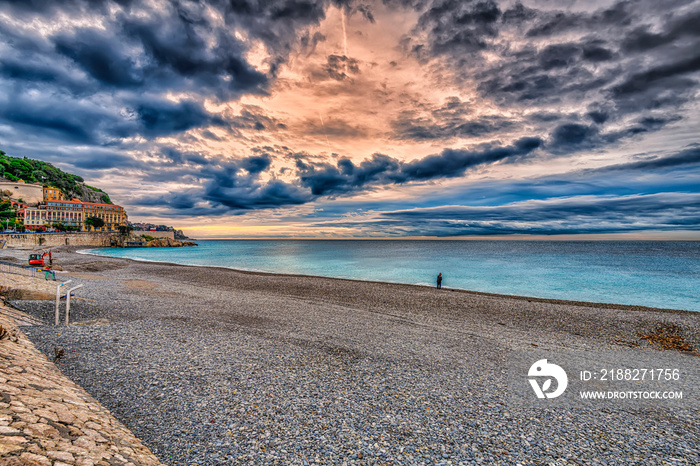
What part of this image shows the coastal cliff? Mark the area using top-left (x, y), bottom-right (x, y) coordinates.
top-left (113, 233), bottom-right (197, 248)
top-left (141, 237), bottom-right (197, 248)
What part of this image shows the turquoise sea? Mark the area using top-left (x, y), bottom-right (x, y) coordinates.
top-left (85, 240), bottom-right (700, 312)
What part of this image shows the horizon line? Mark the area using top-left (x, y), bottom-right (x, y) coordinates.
top-left (185, 233), bottom-right (700, 241)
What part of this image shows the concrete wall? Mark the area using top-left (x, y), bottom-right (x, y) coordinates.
top-left (0, 181), bottom-right (43, 205)
top-left (0, 232), bottom-right (112, 248)
top-left (134, 230), bottom-right (175, 240)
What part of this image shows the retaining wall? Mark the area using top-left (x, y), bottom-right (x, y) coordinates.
top-left (0, 305), bottom-right (165, 465)
top-left (0, 181), bottom-right (43, 205)
top-left (0, 233), bottom-right (112, 249)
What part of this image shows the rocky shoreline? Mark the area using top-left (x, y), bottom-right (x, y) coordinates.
top-left (135, 237), bottom-right (197, 248)
top-left (1, 246), bottom-right (698, 465)
top-left (113, 235), bottom-right (197, 248)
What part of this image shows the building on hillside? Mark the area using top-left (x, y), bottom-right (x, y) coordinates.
top-left (21, 199), bottom-right (127, 231)
top-left (43, 186), bottom-right (64, 201)
top-left (23, 200), bottom-right (84, 230)
top-left (0, 180), bottom-right (43, 205)
top-left (81, 201), bottom-right (127, 231)
top-left (21, 207), bottom-right (44, 230)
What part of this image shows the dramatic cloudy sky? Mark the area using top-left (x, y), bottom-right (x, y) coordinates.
top-left (1, 0), bottom-right (699, 238)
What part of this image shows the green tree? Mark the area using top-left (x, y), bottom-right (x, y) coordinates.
top-left (118, 224), bottom-right (134, 236)
top-left (84, 216), bottom-right (105, 230)
top-left (0, 200), bottom-right (12, 218)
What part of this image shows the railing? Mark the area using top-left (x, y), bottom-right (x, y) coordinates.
top-left (0, 260), bottom-right (39, 278)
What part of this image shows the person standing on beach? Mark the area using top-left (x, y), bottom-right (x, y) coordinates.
top-left (437, 273), bottom-right (442, 289)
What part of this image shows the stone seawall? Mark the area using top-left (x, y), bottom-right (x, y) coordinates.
top-left (0, 233), bottom-right (112, 249)
top-left (0, 305), bottom-right (165, 466)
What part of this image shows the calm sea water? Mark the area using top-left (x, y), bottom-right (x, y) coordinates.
top-left (85, 240), bottom-right (700, 312)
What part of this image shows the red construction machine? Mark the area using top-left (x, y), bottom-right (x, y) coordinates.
top-left (28, 250), bottom-right (52, 267)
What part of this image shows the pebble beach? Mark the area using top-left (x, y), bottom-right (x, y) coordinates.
top-left (2, 246), bottom-right (699, 465)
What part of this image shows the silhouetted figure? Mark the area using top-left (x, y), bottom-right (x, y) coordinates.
top-left (437, 273), bottom-right (442, 289)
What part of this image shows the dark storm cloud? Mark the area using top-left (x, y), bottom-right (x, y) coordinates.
top-left (224, 106), bottom-right (288, 137)
top-left (136, 140), bottom-right (700, 218)
top-left (0, 0), bottom-right (330, 147)
top-left (591, 145), bottom-right (700, 173)
top-left (0, 0), bottom-right (338, 148)
top-left (3, 1), bottom-right (271, 98)
top-left (121, 127), bottom-right (700, 225)
top-left (0, 88), bottom-right (133, 144)
top-left (501, 2), bottom-right (536, 23)
top-left (474, 51), bottom-right (617, 108)
top-left (71, 153), bottom-right (146, 170)
top-left (322, 192), bottom-right (700, 236)
top-left (297, 153), bottom-right (400, 195)
top-left (308, 144), bottom-right (700, 235)
top-left (136, 99), bottom-right (227, 137)
top-left (0, 0), bottom-right (124, 14)
top-left (0, 57), bottom-right (87, 96)
top-left (159, 147), bottom-right (211, 166)
top-left (135, 159), bottom-right (309, 213)
top-left (297, 136), bottom-right (542, 195)
top-left (537, 43), bottom-right (580, 70)
top-left (413, 0), bottom-right (502, 58)
top-left (381, 194), bottom-right (696, 224)
top-left (130, 136), bottom-right (542, 212)
top-left (326, 54), bottom-right (361, 80)
top-left (404, 0), bottom-right (700, 154)
top-left (550, 123), bottom-right (598, 149)
top-left (383, 193), bottom-right (700, 229)
top-left (522, 1), bottom-right (634, 38)
top-left (581, 41), bottom-right (614, 62)
top-left (392, 115), bottom-right (514, 141)
top-left (609, 53), bottom-right (700, 112)
top-left (212, 0), bottom-right (336, 76)
top-left (196, 153), bottom-right (311, 210)
top-left (547, 115), bottom-right (683, 153)
top-left (390, 98), bottom-right (514, 141)
top-left (0, 23), bottom-right (93, 95)
top-left (299, 31), bottom-right (327, 56)
top-left (586, 110), bottom-right (609, 125)
top-left (204, 180), bottom-right (311, 210)
top-left (241, 154), bottom-right (273, 174)
top-left (130, 149), bottom-right (308, 212)
top-left (621, 9), bottom-right (700, 52)
top-left (119, 12), bottom-right (267, 98)
top-left (3, 0), bottom-right (697, 156)
top-left (396, 137), bottom-right (542, 181)
top-left (53, 28), bottom-right (143, 87)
